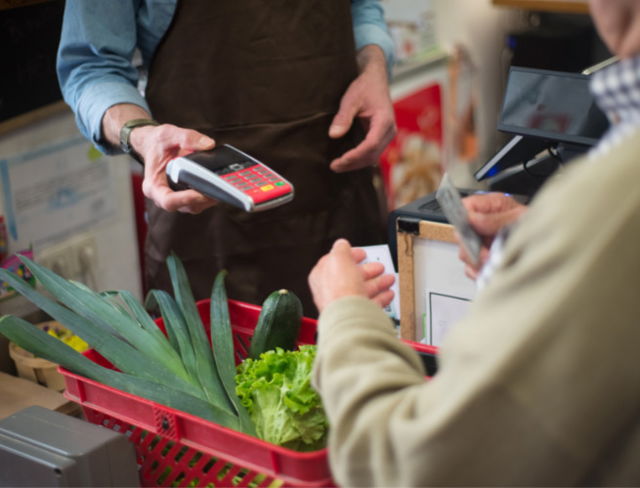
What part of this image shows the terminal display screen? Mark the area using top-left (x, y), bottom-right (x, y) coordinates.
top-left (498, 66), bottom-right (609, 146)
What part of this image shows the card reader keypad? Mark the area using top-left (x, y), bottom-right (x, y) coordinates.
top-left (220, 162), bottom-right (292, 204)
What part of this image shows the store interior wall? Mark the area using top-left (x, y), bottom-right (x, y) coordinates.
top-left (432, 0), bottom-right (528, 184)
top-left (0, 113), bottom-right (143, 301)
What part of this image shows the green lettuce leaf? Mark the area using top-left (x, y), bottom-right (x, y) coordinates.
top-left (235, 345), bottom-right (328, 451)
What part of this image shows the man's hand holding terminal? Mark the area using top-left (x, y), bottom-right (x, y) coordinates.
top-left (103, 103), bottom-right (219, 214)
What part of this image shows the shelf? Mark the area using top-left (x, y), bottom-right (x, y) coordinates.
top-left (0, 101), bottom-right (69, 137)
top-left (392, 49), bottom-right (449, 82)
top-left (492, 0), bottom-right (590, 14)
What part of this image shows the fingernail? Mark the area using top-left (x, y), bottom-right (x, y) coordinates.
top-left (333, 238), bottom-right (349, 249)
top-left (199, 136), bottom-right (215, 146)
top-left (329, 125), bottom-right (344, 138)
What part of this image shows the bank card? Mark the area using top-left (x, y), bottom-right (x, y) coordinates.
top-left (435, 173), bottom-right (481, 266)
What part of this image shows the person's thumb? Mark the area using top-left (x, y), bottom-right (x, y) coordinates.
top-left (331, 238), bottom-right (353, 258)
top-left (180, 131), bottom-right (215, 154)
top-left (470, 210), bottom-right (517, 236)
top-left (329, 106), bottom-right (356, 139)
top-left (192, 135), bottom-right (215, 150)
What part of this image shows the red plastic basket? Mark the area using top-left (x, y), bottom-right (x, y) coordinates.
top-left (60, 299), bottom-right (437, 487)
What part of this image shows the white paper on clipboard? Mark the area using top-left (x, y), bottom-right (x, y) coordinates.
top-left (426, 291), bottom-right (471, 346)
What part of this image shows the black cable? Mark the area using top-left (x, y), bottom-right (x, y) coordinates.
top-left (522, 146), bottom-right (562, 178)
top-left (548, 144), bottom-right (562, 161)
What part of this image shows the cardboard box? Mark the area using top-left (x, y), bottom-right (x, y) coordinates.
top-left (0, 293), bottom-right (48, 375)
top-left (8, 321), bottom-right (80, 392)
top-left (0, 371), bottom-right (80, 420)
top-left (0, 335), bottom-right (15, 376)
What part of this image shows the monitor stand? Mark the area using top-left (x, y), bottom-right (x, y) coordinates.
top-left (475, 135), bottom-right (550, 181)
top-left (485, 142), bottom-right (590, 197)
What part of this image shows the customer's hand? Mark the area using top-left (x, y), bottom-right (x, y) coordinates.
top-left (459, 193), bottom-right (527, 279)
top-left (309, 239), bottom-right (395, 313)
top-left (131, 124), bottom-right (219, 214)
top-left (328, 45), bottom-right (396, 173)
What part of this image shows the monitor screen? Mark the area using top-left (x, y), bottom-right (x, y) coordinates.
top-left (497, 66), bottom-right (609, 146)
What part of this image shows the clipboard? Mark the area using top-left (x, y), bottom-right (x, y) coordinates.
top-left (395, 213), bottom-right (476, 344)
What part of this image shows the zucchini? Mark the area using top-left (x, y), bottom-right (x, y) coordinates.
top-left (249, 289), bottom-right (303, 359)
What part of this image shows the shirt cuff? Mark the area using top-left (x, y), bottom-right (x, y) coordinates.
top-left (76, 81), bottom-right (151, 154)
top-left (353, 23), bottom-right (396, 78)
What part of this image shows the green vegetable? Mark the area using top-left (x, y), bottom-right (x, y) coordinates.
top-left (0, 255), bottom-right (255, 436)
top-left (0, 260), bottom-right (201, 398)
top-left (249, 289), bottom-right (303, 359)
top-left (235, 345), bottom-right (328, 451)
top-left (0, 315), bottom-right (240, 427)
top-left (209, 270), bottom-right (254, 433)
top-left (166, 253), bottom-right (231, 411)
top-left (146, 289), bottom-right (202, 388)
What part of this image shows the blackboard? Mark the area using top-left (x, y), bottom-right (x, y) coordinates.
top-left (0, 0), bottom-right (65, 125)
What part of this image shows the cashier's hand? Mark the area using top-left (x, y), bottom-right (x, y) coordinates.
top-left (309, 239), bottom-right (396, 313)
top-left (131, 124), bottom-right (219, 214)
top-left (459, 193), bottom-right (528, 279)
top-left (328, 45), bottom-right (396, 173)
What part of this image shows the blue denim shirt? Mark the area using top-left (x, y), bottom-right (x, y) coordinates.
top-left (56, 0), bottom-right (395, 153)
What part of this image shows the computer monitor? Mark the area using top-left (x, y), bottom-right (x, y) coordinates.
top-left (475, 66), bottom-right (610, 182)
top-left (497, 66), bottom-right (609, 146)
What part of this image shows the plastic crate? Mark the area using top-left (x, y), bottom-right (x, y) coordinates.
top-left (60, 299), bottom-right (437, 487)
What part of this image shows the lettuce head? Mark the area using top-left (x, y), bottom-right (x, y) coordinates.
top-left (235, 345), bottom-right (328, 451)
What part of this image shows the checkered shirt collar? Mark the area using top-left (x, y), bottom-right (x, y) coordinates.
top-left (588, 56), bottom-right (640, 158)
top-left (591, 56), bottom-right (640, 126)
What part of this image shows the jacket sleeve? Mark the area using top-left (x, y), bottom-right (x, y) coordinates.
top-left (56, 0), bottom-right (151, 153)
top-left (351, 0), bottom-right (395, 75)
top-left (312, 136), bottom-right (640, 486)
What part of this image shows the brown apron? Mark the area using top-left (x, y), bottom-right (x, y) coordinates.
top-left (144, 0), bottom-right (384, 316)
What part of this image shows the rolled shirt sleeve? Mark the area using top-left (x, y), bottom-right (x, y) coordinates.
top-left (56, 0), bottom-right (173, 153)
top-left (351, 0), bottom-right (396, 76)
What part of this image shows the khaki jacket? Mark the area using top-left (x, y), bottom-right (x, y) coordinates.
top-left (313, 132), bottom-right (640, 486)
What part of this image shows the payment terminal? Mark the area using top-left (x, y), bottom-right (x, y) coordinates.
top-left (166, 144), bottom-right (294, 212)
